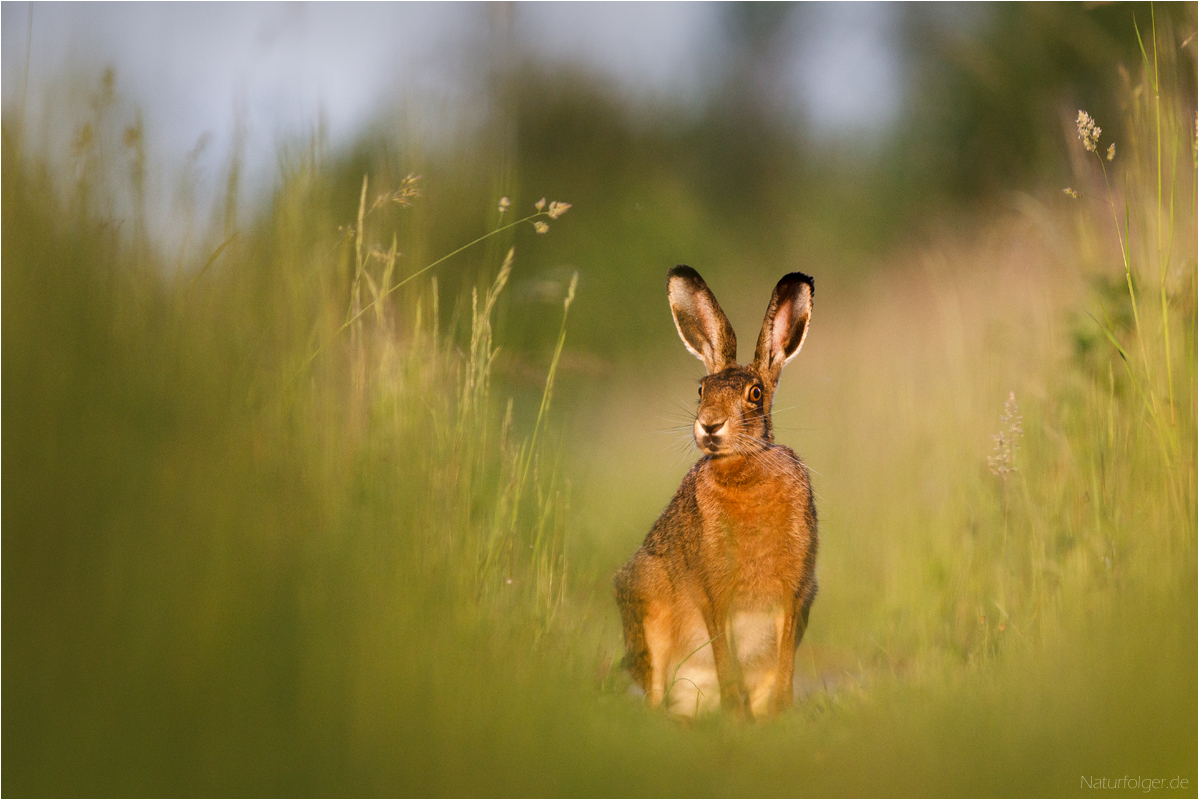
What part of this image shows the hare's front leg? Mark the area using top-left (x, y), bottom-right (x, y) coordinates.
top-left (769, 600), bottom-right (799, 714)
top-left (697, 592), bottom-right (752, 719)
top-left (642, 601), bottom-right (674, 707)
top-left (769, 592), bottom-right (812, 714)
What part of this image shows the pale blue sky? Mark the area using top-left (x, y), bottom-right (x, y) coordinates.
top-left (1, 1), bottom-right (908, 225)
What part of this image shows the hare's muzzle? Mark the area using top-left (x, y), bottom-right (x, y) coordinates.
top-left (694, 418), bottom-right (727, 453)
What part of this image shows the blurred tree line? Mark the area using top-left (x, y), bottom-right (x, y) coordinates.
top-left (125, 3), bottom-right (1199, 371)
top-left (348, 3), bottom-right (1190, 357)
top-left (501, 2), bottom-right (1197, 245)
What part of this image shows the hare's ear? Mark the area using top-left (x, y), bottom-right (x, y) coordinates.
top-left (667, 266), bottom-right (737, 374)
top-left (752, 272), bottom-right (814, 386)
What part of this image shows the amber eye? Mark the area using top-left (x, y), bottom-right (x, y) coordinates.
top-left (748, 385), bottom-right (762, 403)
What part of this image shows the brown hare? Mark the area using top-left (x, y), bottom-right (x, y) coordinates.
top-left (614, 266), bottom-right (817, 719)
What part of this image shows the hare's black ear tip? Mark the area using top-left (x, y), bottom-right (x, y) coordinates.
top-left (669, 265), bottom-right (701, 281)
top-left (780, 271), bottom-right (815, 296)
top-left (668, 265), bottom-right (705, 290)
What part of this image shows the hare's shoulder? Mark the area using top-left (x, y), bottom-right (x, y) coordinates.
top-left (766, 443), bottom-right (805, 469)
top-left (640, 463), bottom-right (705, 557)
top-left (764, 445), bottom-right (812, 491)
top-left (768, 444), bottom-right (817, 531)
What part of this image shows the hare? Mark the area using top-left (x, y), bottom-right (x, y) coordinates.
top-left (614, 266), bottom-right (817, 719)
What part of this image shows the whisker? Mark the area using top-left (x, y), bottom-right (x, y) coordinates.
top-left (665, 428), bottom-right (698, 444)
top-left (660, 438), bottom-right (697, 455)
top-left (767, 403), bottom-right (806, 416)
top-left (662, 435), bottom-right (697, 453)
top-left (666, 397), bottom-right (699, 416)
top-left (664, 399), bottom-right (697, 413)
top-left (669, 440), bottom-right (700, 470)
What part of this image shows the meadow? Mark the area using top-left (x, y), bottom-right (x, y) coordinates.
top-left (3, 14), bottom-right (1196, 797)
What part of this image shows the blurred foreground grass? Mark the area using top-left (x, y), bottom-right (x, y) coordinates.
top-left (4, 42), bottom-right (1196, 799)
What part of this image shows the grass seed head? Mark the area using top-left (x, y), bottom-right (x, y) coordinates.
top-left (498, 196), bottom-right (511, 215)
top-left (547, 201), bottom-right (571, 220)
top-left (564, 271), bottom-right (578, 310)
top-left (987, 392), bottom-right (1023, 478)
top-left (1076, 110), bottom-right (1101, 153)
top-left (533, 220), bottom-right (549, 234)
top-left (370, 173), bottom-right (421, 213)
top-left (535, 197), bottom-right (546, 212)
top-left (1106, 142), bottom-right (1116, 161)
top-left (1063, 187), bottom-right (1081, 199)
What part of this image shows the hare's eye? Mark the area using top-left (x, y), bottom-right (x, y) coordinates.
top-left (698, 384), bottom-right (704, 399)
top-left (748, 385), bottom-right (762, 403)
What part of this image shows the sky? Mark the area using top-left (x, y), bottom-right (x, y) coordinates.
top-left (1, 2), bottom-right (906, 214)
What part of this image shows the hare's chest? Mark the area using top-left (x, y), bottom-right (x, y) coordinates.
top-left (695, 477), bottom-right (803, 601)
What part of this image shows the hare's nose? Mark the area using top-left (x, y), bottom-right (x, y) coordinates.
top-left (700, 420), bottom-right (725, 436)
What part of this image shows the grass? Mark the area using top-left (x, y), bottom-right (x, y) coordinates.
top-left (3, 25), bottom-right (1196, 797)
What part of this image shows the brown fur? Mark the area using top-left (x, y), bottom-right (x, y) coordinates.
top-left (614, 266), bottom-right (818, 719)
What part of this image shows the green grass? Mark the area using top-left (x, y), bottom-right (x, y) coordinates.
top-left (3, 35), bottom-right (1196, 796)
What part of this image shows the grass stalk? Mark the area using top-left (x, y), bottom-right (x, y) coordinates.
top-left (486, 272), bottom-right (578, 596)
top-left (298, 202), bottom-right (564, 377)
